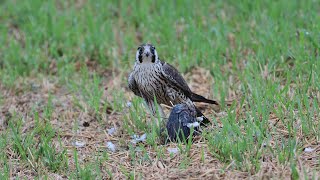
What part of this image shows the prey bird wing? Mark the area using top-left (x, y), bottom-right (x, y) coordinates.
top-left (160, 61), bottom-right (219, 105)
top-left (128, 72), bottom-right (142, 97)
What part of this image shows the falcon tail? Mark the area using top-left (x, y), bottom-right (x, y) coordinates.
top-left (191, 93), bottom-right (219, 105)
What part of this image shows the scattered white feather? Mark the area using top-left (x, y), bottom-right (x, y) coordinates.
top-left (167, 147), bottom-right (179, 154)
top-left (131, 133), bottom-right (147, 144)
top-left (196, 116), bottom-right (204, 122)
top-left (187, 122), bottom-right (200, 128)
top-left (304, 147), bottom-right (314, 152)
top-left (107, 127), bottom-right (116, 135)
top-left (140, 133), bottom-right (147, 140)
top-left (106, 141), bottom-right (116, 152)
top-left (126, 101), bottom-right (132, 108)
top-left (72, 141), bottom-right (86, 148)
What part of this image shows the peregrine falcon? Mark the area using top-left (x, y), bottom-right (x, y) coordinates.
top-left (128, 43), bottom-right (218, 124)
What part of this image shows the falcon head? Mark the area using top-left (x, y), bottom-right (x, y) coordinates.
top-left (136, 43), bottom-right (159, 64)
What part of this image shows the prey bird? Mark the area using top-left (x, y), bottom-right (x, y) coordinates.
top-left (128, 43), bottom-right (218, 124)
top-left (166, 103), bottom-right (200, 142)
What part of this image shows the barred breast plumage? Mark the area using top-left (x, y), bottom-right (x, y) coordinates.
top-left (133, 62), bottom-right (191, 107)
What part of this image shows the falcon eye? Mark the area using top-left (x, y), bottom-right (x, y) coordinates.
top-left (150, 46), bottom-right (155, 55)
top-left (138, 47), bottom-right (144, 55)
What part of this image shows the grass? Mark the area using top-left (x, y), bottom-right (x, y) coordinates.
top-left (0, 0), bottom-right (319, 179)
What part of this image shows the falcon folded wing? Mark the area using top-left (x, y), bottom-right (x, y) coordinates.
top-left (128, 72), bottom-right (142, 97)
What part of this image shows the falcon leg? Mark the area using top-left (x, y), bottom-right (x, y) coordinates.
top-left (143, 99), bottom-right (156, 115)
top-left (144, 100), bottom-right (167, 127)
